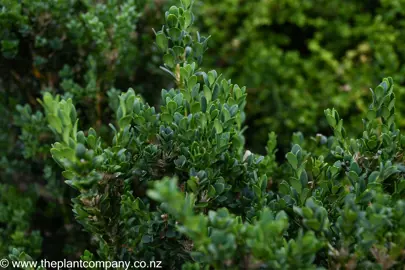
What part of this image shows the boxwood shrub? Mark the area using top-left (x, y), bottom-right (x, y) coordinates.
top-left (1, 0), bottom-right (405, 269)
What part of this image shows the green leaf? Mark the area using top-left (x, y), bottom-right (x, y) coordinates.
top-left (214, 119), bottom-right (223, 134)
top-left (188, 75), bottom-right (198, 89)
top-left (381, 106), bottom-right (390, 119)
top-left (203, 85), bottom-right (212, 102)
top-left (210, 109), bottom-right (219, 120)
top-left (168, 6), bottom-right (179, 16)
top-left (119, 115), bottom-right (132, 128)
top-left (187, 178), bottom-right (198, 192)
top-left (290, 177), bottom-right (302, 193)
top-left (201, 96), bottom-right (207, 112)
top-left (161, 113), bottom-right (173, 123)
top-left (366, 109), bottom-right (376, 121)
top-left (174, 93), bottom-right (184, 106)
top-left (214, 183), bottom-right (224, 194)
top-left (167, 14), bottom-right (178, 28)
top-left (164, 53), bottom-right (176, 68)
top-left (168, 28), bottom-right (182, 41)
top-left (368, 171), bottom-right (379, 183)
top-left (233, 86), bottom-right (242, 100)
top-left (168, 100), bottom-right (177, 113)
top-left (75, 143), bottom-right (86, 158)
top-left (48, 114), bottom-right (63, 133)
top-left (306, 219), bottom-right (321, 231)
top-left (183, 10), bottom-right (193, 27)
top-left (208, 185), bottom-right (216, 197)
top-left (191, 102), bottom-right (200, 113)
top-left (375, 85), bottom-right (385, 100)
top-left (173, 46), bottom-right (184, 58)
top-left (221, 108), bottom-right (230, 122)
top-left (286, 152), bottom-right (298, 170)
top-left (278, 181), bottom-right (290, 195)
top-left (324, 109), bottom-right (336, 127)
top-left (208, 70), bottom-right (217, 85)
top-left (156, 32), bottom-right (168, 52)
top-left (300, 170), bottom-right (308, 187)
top-left (62, 170), bottom-right (75, 179)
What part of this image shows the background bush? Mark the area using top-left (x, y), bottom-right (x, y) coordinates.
top-left (198, 0), bottom-right (405, 153)
top-left (1, 0), bottom-right (405, 268)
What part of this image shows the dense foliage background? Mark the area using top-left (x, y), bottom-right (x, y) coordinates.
top-left (198, 0), bottom-right (405, 153)
top-left (1, 0), bottom-right (405, 269)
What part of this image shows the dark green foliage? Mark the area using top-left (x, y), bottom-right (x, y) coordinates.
top-left (2, 0), bottom-right (405, 269)
top-left (0, 0), bottom-right (170, 262)
top-left (146, 72), bottom-right (405, 268)
top-left (37, 1), bottom-right (263, 265)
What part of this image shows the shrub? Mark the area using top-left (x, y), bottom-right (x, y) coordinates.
top-left (3, 0), bottom-right (405, 269)
top-left (12, 0), bottom-right (403, 269)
